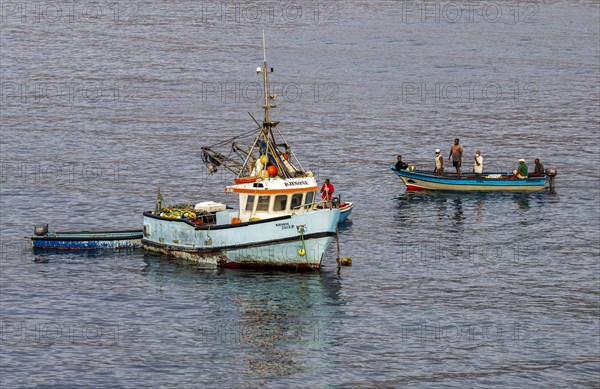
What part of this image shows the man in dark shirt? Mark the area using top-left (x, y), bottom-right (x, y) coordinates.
top-left (534, 159), bottom-right (545, 175)
top-left (395, 155), bottom-right (408, 170)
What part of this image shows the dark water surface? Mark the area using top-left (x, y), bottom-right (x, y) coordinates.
top-left (1, 1), bottom-right (599, 387)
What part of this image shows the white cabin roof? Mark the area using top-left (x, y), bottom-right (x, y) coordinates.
top-left (225, 176), bottom-right (318, 194)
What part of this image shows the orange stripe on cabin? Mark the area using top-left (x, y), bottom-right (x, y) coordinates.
top-left (231, 186), bottom-right (318, 194)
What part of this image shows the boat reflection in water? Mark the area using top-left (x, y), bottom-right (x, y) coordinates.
top-left (391, 191), bottom-right (553, 279)
top-left (396, 191), bottom-right (552, 216)
top-left (141, 253), bottom-right (344, 382)
top-left (394, 191), bottom-right (554, 240)
top-left (31, 246), bottom-right (141, 265)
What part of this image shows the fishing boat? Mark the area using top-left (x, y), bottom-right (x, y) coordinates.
top-left (391, 166), bottom-right (557, 192)
top-left (142, 37), bottom-right (340, 270)
top-left (28, 224), bottom-right (142, 249)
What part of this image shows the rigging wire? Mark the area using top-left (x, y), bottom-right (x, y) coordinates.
top-left (205, 126), bottom-right (260, 148)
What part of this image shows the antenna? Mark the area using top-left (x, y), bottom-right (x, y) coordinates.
top-left (262, 30), bottom-right (267, 63)
top-left (261, 30), bottom-right (270, 125)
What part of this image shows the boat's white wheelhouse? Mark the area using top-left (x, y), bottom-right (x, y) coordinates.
top-left (227, 177), bottom-right (320, 222)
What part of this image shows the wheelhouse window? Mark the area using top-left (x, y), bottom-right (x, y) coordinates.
top-left (274, 195), bottom-right (288, 211)
top-left (290, 193), bottom-right (303, 209)
top-left (256, 195), bottom-right (270, 211)
top-left (245, 195), bottom-right (255, 211)
top-left (305, 191), bottom-right (314, 205)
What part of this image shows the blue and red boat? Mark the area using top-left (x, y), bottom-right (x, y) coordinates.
top-left (391, 166), bottom-right (557, 192)
top-left (338, 202), bottom-right (353, 223)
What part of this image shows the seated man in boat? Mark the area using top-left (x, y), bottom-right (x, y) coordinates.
top-left (395, 155), bottom-right (409, 170)
top-left (434, 149), bottom-right (444, 175)
top-left (533, 158), bottom-right (545, 176)
top-left (512, 158), bottom-right (528, 179)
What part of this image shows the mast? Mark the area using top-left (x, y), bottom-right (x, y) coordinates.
top-left (202, 33), bottom-right (305, 179)
top-left (259, 31), bottom-right (285, 177)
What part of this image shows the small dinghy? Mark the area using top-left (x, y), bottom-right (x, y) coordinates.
top-left (27, 224), bottom-right (143, 250)
top-left (338, 201), bottom-right (353, 223)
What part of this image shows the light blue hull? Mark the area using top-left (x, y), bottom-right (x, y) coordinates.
top-left (142, 208), bottom-right (340, 269)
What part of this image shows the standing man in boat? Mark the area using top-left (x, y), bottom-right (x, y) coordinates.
top-left (321, 178), bottom-right (335, 203)
top-left (473, 150), bottom-right (483, 180)
top-left (434, 149), bottom-right (444, 175)
top-left (448, 138), bottom-right (463, 177)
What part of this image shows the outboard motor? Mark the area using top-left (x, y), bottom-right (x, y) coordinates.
top-left (331, 197), bottom-right (340, 209)
top-left (34, 224), bottom-right (48, 236)
top-left (546, 169), bottom-right (557, 190)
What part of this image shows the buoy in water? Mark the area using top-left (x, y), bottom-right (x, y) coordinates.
top-left (340, 257), bottom-right (352, 266)
top-left (298, 248), bottom-right (305, 257)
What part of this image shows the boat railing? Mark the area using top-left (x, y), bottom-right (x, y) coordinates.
top-left (292, 199), bottom-right (338, 212)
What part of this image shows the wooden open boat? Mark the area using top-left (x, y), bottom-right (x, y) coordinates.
top-left (391, 166), bottom-right (557, 192)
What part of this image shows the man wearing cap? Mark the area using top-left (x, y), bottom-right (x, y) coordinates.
top-left (448, 138), bottom-right (463, 177)
top-left (513, 158), bottom-right (528, 179)
top-left (473, 150), bottom-right (483, 180)
top-left (434, 149), bottom-right (444, 175)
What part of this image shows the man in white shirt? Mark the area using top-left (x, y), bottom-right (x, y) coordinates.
top-left (434, 149), bottom-right (444, 175)
top-left (473, 150), bottom-right (483, 180)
